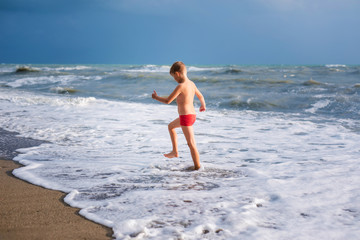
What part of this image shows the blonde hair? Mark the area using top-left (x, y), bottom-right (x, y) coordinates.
top-left (170, 61), bottom-right (186, 74)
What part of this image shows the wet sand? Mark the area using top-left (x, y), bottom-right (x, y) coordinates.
top-left (0, 159), bottom-right (113, 240)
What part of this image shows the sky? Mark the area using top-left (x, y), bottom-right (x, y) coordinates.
top-left (0, 0), bottom-right (359, 65)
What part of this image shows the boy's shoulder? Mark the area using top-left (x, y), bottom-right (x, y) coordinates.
top-left (188, 79), bottom-right (197, 87)
top-left (177, 79), bottom-right (196, 88)
top-left (181, 80), bottom-right (195, 87)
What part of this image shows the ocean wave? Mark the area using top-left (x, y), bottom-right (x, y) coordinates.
top-left (305, 99), bottom-right (331, 114)
top-left (7, 75), bottom-right (79, 88)
top-left (234, 78), bottom-right (293, 85)
top-left (40, 66), bottom-right (92, 71)
top-left (303, 79), bottom-right (323, 86)
top-left (325, 64), bottom-right (348, 73)
top-left (0, 67), bottom-right (15, 73)
top-left (208, 67), bottom-right (244, 75)
top-left (3, 93), bottom-right (97, 107)
top-left (0, 83), bottom-right (11, 88)
top-left (50, 87), bottom-right (80, 94)
top-left (15, 66), bottom-right (41, 73)
top-left (349, 70), bottom-right (360, 75)
top-left (223, 68), bottom-right (242, 74)
top-left (325, 64), bottom-right (347, 68)
top-left (7, 75), bottom-right (102, 88)
top-left (122, 65), bottom-right (228, 74)
top-left (187, 66), bottom-right (223, 72)
top-left (191, 77), bottom-right (219, 83)
top-left (122, 65), bottom-right (170, 73)
top-left (9, 65), bottom-right (95, 75)
top-left (1, 64), bottom-right (359, 121)
top-left (224, 98), bottom-right (278, 110)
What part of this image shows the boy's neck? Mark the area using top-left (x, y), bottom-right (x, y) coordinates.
top-left (178, 74), bottom-right (189, 83)
top-left (173, 71), bottom-right (188, 83)
top-left (178, 77), bottom-right (188, 83)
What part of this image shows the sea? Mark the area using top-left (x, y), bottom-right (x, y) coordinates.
top-left (0, 64), bottom-right (359, 240)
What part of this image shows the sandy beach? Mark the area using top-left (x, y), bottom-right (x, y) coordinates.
top-left (0, 159), bottom-right (113, 240)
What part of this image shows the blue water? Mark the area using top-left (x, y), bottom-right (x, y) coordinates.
top-left (0, 64), bottom-right (359, 239)
top-left (2, 64), bottom-right (359, 119)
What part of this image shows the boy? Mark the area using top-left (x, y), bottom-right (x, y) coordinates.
top-left (152, 61), bottom-right (206, 170)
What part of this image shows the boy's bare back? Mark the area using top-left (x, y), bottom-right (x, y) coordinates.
top-left (175, 80), bottom-right (197, 115)
top-left (152, 64), bottom-right (205, 114)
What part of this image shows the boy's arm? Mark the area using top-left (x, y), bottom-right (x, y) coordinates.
top-left (152, 85), bottom-right (182, 104)
top-left (195, 87), bottom-right (206, 112)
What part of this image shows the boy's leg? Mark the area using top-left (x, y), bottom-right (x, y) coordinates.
top-left (164, 118), bottom-right (180, 158)
top-left (181, 126), bottom-right (201, 170)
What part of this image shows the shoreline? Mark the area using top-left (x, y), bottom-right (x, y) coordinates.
top-left (0, 159), bottom-right (113, 240)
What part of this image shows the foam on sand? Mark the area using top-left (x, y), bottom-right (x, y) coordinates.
top-left (1, 64), bottom-right (360, 239)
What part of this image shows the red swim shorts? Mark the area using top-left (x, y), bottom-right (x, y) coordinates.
top-left (180, 114), bottom-right (196, 126)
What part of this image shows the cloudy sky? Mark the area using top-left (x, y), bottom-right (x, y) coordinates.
top-left (1, 0), bottom-right (359, 65)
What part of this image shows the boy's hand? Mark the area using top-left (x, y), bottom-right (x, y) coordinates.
top-left (152, 90), bottom-right (158, 99)
top-left (200, 105), bottom-right (206, 112)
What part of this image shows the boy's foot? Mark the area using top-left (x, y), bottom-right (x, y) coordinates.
top-left (194, 165), bottom-right (201, 170)
top-left (185, 165), bottom-right (201, 171)
top-left (164, 151), bottom-right (178, 158)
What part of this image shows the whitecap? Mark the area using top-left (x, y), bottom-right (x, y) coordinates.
top-left (305, 99), bottom-right (331, 114)
top-left (122, 65), bottom-right (170, 73)
top-left (187, 66), bottom-right (223, 72)
top-left (7, 75), bottom-right (78, 88)
top-left (0, 90), bottom-right (96, 107)
top-left (40, 66), bottom-right (92, 71)
top-left (50, 87), bottom-right (79, 94)
top-left (325, 64), bottom-right (347, 68)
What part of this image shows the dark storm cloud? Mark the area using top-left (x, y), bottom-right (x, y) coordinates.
top-left (1, 0), bottom-right (359, 64)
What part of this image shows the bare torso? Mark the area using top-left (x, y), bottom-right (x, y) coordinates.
top-left (176, 80), bottom-right (196, 115)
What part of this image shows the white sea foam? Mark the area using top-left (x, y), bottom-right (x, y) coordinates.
top-left (187, 66), bottom-right (223, 72)
top-left (7, 75), bottom-right (102, 88)
top-left (1, 92), bottom-right (96, 108)
top-left (325, 64), bottom-right (348, 72)
top-left (122, 64), bottom-right (223, 73)
top-left (325, 64), bottom-right (347, 68)
top-left (305, 99), bottom-right (331, 114)
top-left (0, 66), bottom-right (15, 73)
top-left (1, 82), bottom-right (360, 239)
top-left (122, 65), bottom-right (170, 73)
top-left (40, 66), bottom-right (92, 71)
top-left (7, 75), bottom-right (77, 88)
